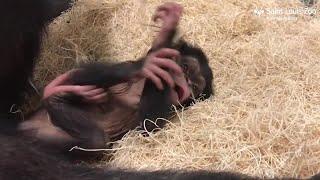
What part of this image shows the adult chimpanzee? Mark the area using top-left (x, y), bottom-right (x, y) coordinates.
top-left (17, 2), bottom-right (213, 157)
top-left (0, 0), bottom-right (72, 133)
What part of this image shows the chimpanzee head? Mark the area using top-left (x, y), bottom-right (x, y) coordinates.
top-left (177, 40), bottom-right (213, 106)
top-left (139, 41), bottom-right (213, 131)
top-left (168, 40), bottom-right (213, 107)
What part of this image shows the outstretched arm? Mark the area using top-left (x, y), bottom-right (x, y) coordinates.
top-left (138, 3), bottom-right (185, 132)
top-left (150, 2), bottom-right (183, 51)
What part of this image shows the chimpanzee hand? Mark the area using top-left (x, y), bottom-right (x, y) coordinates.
top-left (153, 2), bottom-right (183, 30)
top-left (150, 2), bottom-right (183, 51)
top-left (140, 48), bottom-right (183, 90)
top-left (43, 70), bottom-right (107, 103)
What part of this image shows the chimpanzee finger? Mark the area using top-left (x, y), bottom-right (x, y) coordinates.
top-left (48, 85), bottom-right (95, 97)
top-left (43, 85), bottom-right (78, 99)
top-left (141, 68), bottom-right (164, 90)
top-left (46, 69), bottom-right (79, 89)
top-left (84, 88), bottom-right (105, 97)
top-left (156, 2), bottom-right (177, 13)
top-left (153, 48), bottom-right (180, 59)
top-left (173, 3), bottom-right (183, 16)
top-left (157, 2), bottom-right (182, 17)
top-left (173, 10), bottom-right (182, 20)
top-left (76, 85), bottom-right (97, 92)
top-left (152, 10), bottom-right (167, 22)
top-left (85, 92), bottom-right (108, 103)
top-left (153, 57), bottom-right (183, 75)
top-left (148, 64), bottom-right (175, 88)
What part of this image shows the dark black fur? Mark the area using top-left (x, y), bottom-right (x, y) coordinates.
top-left (0, 129), bottom-right (258, 180)
top-left (0, 131), bottom-right (309, 180)
top-left (0, 0), bottom-right (72, 113)
top-left (138, 79), bottom-right (172, 132)
top-left (43, 0), bottom-right (73, 21)
top-left (0, 116), bottom-right (305, 180)
top-left (0, 0), bottom-right (46, 113)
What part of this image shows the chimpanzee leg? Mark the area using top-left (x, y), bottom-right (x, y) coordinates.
top-left (44, 94), bottom-right (108, 151)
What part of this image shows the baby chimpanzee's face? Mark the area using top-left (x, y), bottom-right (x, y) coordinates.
top-left (169, 56), bottom-right (206, 105)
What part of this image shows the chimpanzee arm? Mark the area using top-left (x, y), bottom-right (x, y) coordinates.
top-left (149, 29), bottom-right (177, 53)
top-left (148, 2), bottom-right (183, 52)
top-left (138, 80), bottom-right (173, 132)
top-left (69, 61), bottom-right (144, 88)
top-left (138, 3), bottom-right (183, 132)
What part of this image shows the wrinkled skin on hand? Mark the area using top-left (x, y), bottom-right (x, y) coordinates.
top-left (43, 70), bottom-right (107, 104)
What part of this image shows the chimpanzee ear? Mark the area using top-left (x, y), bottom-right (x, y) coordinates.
top-left (43, 0), bottom-right (73, 22)
top-left (138, 80), bottom-right (172, 133)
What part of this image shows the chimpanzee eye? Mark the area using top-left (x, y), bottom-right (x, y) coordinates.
top-left (192, 84), bottom-right (197, 91)
top-left (182, 63), bottom-right (188, 72)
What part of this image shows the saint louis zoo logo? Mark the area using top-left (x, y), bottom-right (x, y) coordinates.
top-left (254, 8), bottom-right (265, 16)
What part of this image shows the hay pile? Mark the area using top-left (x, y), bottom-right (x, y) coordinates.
top-left (36, 0), bottom-right (320, 178)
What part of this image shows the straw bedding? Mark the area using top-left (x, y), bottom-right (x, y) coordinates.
top-left (34, 0), bottom-right (320, 178)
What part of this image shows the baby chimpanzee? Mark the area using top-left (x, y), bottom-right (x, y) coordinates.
top-left (18, 2), bottom-right (213, 158)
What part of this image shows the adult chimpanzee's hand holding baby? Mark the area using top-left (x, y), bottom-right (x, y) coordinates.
top-left (43, 70), bottom-right (107, 103)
